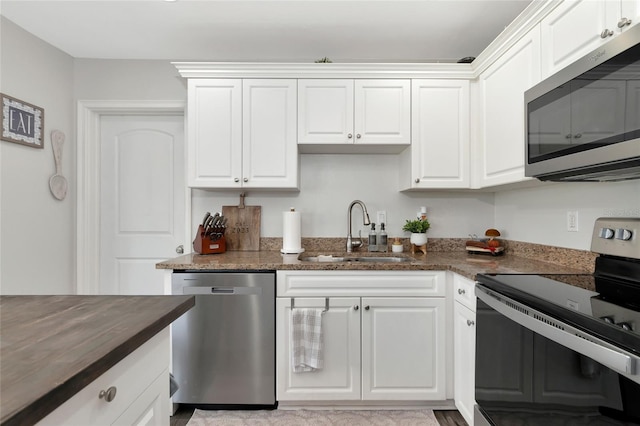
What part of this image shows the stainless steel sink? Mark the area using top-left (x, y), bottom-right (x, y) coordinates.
top-left (299, 255), bottom-right (413, 263)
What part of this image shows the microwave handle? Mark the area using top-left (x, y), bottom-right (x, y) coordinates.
top-left (476, 287), bottom-right (635, 376)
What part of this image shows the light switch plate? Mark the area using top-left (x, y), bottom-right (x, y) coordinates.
top-left (567, 210), bottom-right (578, 232)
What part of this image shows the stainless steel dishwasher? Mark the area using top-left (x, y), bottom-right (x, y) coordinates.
top-left (171, 271), bottom-right (276, 407)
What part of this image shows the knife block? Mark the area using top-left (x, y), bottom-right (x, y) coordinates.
top-left (193, 225), bottom-right (227, 255)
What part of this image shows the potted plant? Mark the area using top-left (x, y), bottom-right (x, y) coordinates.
top-left (402, 218), bottom-right (430, 246)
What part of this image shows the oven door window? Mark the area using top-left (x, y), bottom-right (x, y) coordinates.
top-left (475, 299), bottom-right (640, 425)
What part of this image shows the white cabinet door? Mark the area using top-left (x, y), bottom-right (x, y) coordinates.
top-left (276, 297), bottom-right (361, 401)
top-left (541, 0), bottom-right (640, 78)
top-left (113, 369), bottom-right (169, 426)
top-left (477, 26), bottom-right (541, 188)
top-left (188, 79), bottom-right (298, 189)
top-left (298, 79), bottom-right (354, 144)
top-left (454, 302), bottom-right (476, 426)
top-left (298, 79), bottom-right (410, 150)
top-left (540, 0), bottom-right (611, 78)
top-left (354, 80), bottom-right (411, 145)
top-left (242, 79), bottom-right (298, 189)
top-left (361, 297), bottom-right (446, 400)
top-left (404, 80), bottom-right (470, 189)
top-left (187, 79), bottom-right (242, 188)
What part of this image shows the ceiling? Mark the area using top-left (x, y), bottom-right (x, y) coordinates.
top-left (1, 0), bottom-right (533, 63)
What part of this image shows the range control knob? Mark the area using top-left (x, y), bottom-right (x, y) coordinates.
top-left (615, 228), bottom-right (633, 241)
top-left (599, 228), bottom-right (615, 239)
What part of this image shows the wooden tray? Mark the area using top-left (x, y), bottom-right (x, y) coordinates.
top-left (222, 193), bottom-right (261, 251)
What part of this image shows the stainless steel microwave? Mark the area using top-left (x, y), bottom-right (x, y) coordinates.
top-left (524, 24), bottom-right (640, 182)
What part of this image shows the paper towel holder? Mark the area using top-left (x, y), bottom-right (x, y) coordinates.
top-left (281, 207), bottom-right (305, 254)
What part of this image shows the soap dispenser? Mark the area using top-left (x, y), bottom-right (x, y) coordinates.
top-left (368, 223), bottom-right (377, 252)
top-left (379, 223), bottom-right (388, 252)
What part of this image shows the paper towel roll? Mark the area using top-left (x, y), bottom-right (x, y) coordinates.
top-left (281, 208), bottom-right (304, 254)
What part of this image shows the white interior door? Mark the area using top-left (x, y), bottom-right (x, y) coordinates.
top-left (100, 115), bottom-right (185, 295)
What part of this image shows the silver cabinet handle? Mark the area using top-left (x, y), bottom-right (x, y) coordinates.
top-left (176, 245), bottom-right (184, 254)
top-left (234, 177), bottom-right (240, 183)
top-left (348, 133), bottom-right (353, 139)
top-left (356, 134), bottom-right (362, 139)
top-left (353, 305), bottom-right (359, 311)
top-left (99, 386), bottom-right (117, 402)
top-left (458, 289), bottom-right (466, 295)
top-left (243, 177), bottom-right (248, 183)
top-left (415, 178), bottom-right (420, 184)
top-left (601, 28), bottom-right (614, 38)
top-left (364, 305), bottom-right (370, 310)
top-left (467, 320), bottom-right (475, 326)
top-left (618, 17), bottom-right (632, 28)
top-left (573, 133), bottom-right (582, 139)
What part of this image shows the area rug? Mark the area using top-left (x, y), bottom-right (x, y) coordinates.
top-left (186, 408), bottom-right (440, 425)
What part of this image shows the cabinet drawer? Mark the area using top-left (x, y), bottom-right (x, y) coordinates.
top-left (39, 329), bottom-right (170, 426)
top-left (453, 273), bottom-right (476, 311)
top-left (277, 271), bottom-right (445, 297)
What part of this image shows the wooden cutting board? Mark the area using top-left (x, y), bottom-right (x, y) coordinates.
top-left (222, 193), bottom-right (261, 251)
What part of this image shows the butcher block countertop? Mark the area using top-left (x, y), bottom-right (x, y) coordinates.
top-left (0, 295), bottom-right (194, 426)
top-left (156, 250), bottom-right (592, 279)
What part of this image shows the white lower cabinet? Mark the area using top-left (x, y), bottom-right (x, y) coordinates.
top-left (453, 274), bottom-right (477, 425)
top-left (276, 271), bottom-right (446, 403)
top-left (38, 329), bottom-right (170, 426)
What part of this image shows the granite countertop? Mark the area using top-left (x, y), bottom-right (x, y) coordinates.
top-left (0, 295), bottom-right (195, 426)
top-left (156, 250), bottom-right (591, 280)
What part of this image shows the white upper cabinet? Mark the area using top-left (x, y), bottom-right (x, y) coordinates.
top-left (187, 78), bottom-right (298, 189)
top-left (298, 79), bottom-right (411, 153)
top-left (476, 26), bottom-right (541, 188)
top-left (401, 79), bottom-right (470, 189)
top-left (242, 79), bottom-right (298, 189)
top-left (188, 79), bottom-right (242, 188)
top-left (541, 0), bottom-right (640, 78)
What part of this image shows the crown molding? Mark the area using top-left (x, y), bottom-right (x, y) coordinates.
top-left (173, 0), bottom-right (561, 81)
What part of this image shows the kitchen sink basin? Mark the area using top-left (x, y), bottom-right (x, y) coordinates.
top-left (299, 255), bottom-right (413, 263)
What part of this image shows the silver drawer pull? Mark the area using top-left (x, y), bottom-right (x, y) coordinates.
top-left (458, 288), bottom-right (466, 295)
top-left (467, 320), bottom-right (475, 327)
top-left (99, 386), bottom-right (117, 402)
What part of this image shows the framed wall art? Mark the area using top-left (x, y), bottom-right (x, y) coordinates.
top-left (1, 93), bottom-right (44, 148)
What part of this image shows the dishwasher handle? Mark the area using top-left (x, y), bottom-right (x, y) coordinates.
top-left (183, 286), bottom-right (263, 295)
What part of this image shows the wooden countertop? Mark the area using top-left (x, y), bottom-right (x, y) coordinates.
top-left (0, 295), bottom-right (195, 426)
top-left (156, 250), bottom-right (590, 279)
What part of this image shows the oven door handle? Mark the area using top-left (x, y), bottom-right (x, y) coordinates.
top-left (477, 286), bottom-right (636, 376)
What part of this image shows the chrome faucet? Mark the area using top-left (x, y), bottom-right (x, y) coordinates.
top-left (346, 200), bottom-right (371, 252)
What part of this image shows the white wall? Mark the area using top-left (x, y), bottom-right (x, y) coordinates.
top-left (0, 17), bottom-right (75, 294)
top-left (192, 154), bottom-right (496, 239)
top-left (495, 180), bottom-right (640, 250)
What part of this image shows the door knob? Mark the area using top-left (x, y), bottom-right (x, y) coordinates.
top-left (364, 305), bottom-right (370, 310)
top-left (618, 17), bottom-right (632, 28)
top-left (99, 386), bottom-right (117, 402)
top-left (243, 177), bottom-right (248, 182)
top-left (353, 305), bottom-right (359, 311)
top-left (348, 133), bottom-right (353, 139)
top-left (176, 245), bottom-right (184, 254)
top-left (234, 177), bottom-right (240, 183)
top-left (415, 178), bottom-right (420, 183)
top-left (601, 28), bottom-right (614, 38)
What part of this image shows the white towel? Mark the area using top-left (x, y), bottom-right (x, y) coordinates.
top-left (291, 308), bottom-right (324, 373)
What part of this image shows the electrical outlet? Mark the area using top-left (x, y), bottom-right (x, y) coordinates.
top-left (377, 211), bottom-right (387, 226)
top-left (567, 210), bottom-right (579, 232)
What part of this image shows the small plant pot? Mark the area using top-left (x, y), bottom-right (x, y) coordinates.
top-left (410, 233), bottom-right (428, 246)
